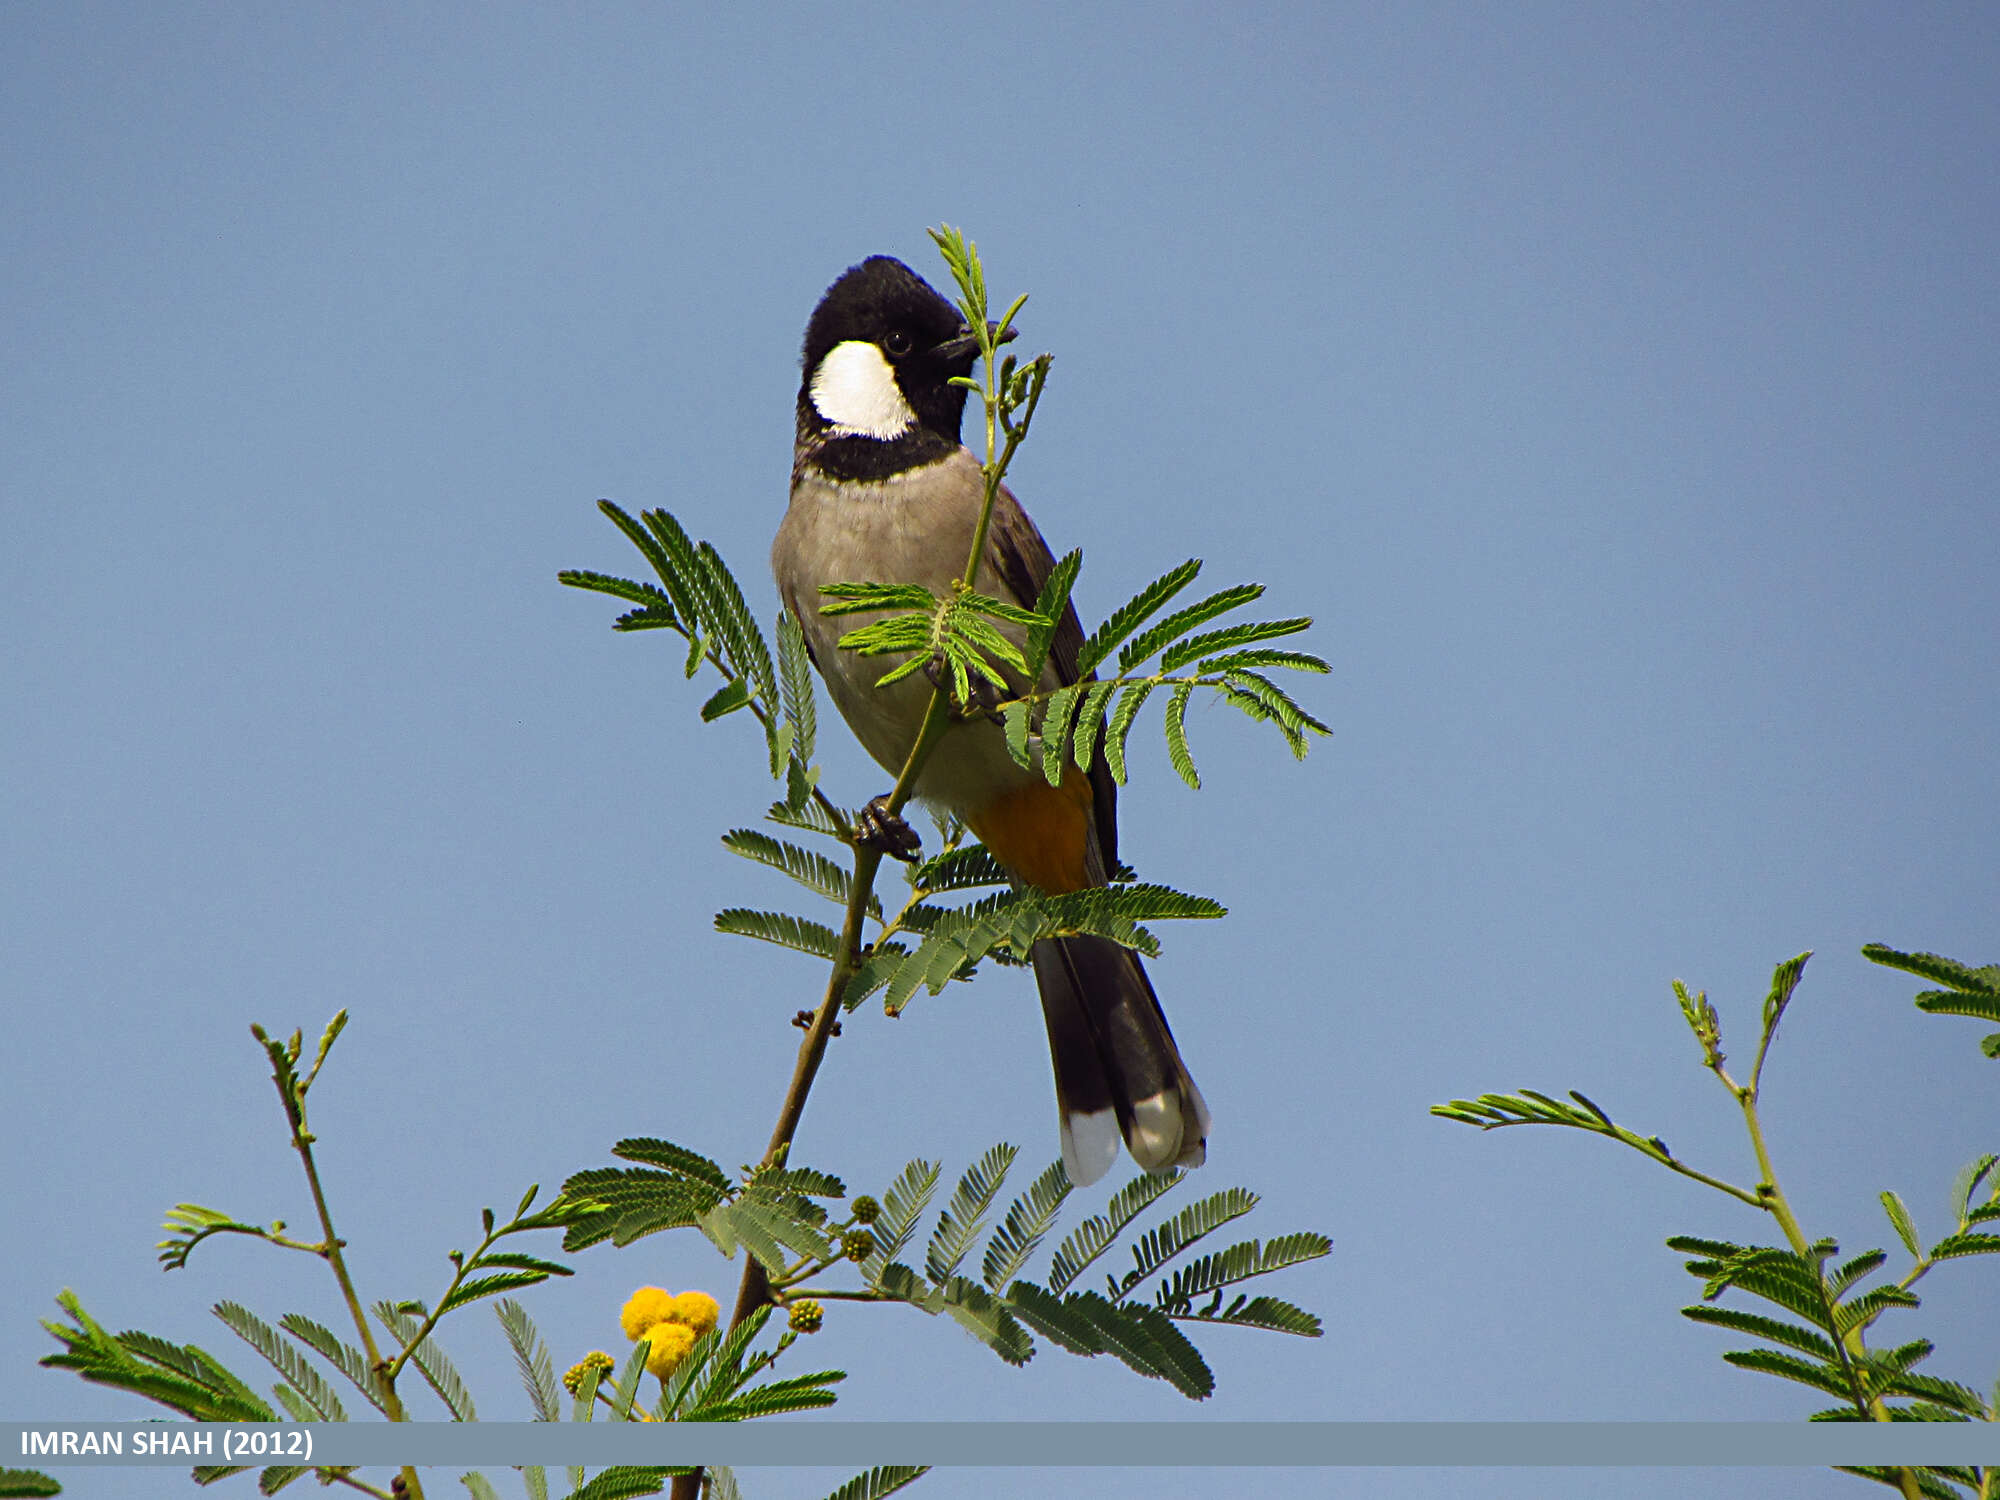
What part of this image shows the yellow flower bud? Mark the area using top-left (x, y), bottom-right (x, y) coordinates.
top-left (561, 1351), bottom-right (616, 1396)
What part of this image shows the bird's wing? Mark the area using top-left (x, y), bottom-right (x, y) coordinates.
top-left (986, 482), bottom-right (1121, 872)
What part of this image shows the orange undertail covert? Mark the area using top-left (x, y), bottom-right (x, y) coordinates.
top-left (964, 773), bottom-right (1096, 895)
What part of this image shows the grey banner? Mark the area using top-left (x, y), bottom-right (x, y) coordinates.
top-left (7, 1422), bottom-right (2000, 1468)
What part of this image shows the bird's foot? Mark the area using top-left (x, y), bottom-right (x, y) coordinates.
top-left (855, 794), bottom-right (922, 862)
top-left (921, 652), bottom-right (1005, 721)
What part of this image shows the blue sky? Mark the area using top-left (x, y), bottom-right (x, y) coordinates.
top-left (5, 5), bottom-right (1997, 1498)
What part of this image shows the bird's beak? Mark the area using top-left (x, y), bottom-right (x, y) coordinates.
top-left (931, 320), bottom-right (1019, 365)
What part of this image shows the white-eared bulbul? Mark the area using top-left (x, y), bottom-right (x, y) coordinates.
top-left (772, 256), bottom-right (1209, 1187)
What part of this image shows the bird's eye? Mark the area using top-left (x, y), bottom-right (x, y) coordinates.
top-left (882, 329), bottom-right (914, 357)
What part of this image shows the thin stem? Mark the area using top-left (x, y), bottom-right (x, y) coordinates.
top-left (328, 1475), bottom-right (395, 1499)
top-left (264, 1043), bottom-right (424, 1500)
top-left (1717, 1064), bottom-right (1909, 1466)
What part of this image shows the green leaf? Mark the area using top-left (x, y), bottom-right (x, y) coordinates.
top-left (960, 589), bottom-right (1047, 629)
top-left (556, 1165), bottom-right (722, 1250)
top-left (1826, 1248), bottom-right (1889, 1301)
top-left (731, 1193), bottom-right (837, 1264)
top-left (699, 677), bottom-right (752, 722)
top-left (767, 780), bottom-right (846, 839)
top-left (1858, 1339), bottom-right (1938, 1402)
top-left (1049, 1170), bottom-right (1183, 1293)
top-left (600, 504), bottom-right (688, 619)
top-left (561, 1468), bottom-right (684, 1500)
top-left (1040, 684), bottom-right (1083, 785)
top-left (672, 1309), bottom-right (776, 1418)
top-left (841, 939), bottom-right (913, 1010)
top-left (1162, 682), bottom-right (1199, 789)
top-left (1678, 1304), bottom-right (1839, 1363)
top-left (699, 1201), bottom-right (785, 1275)
top-left (1023, 550), bottom-right (1082, 681)
top-left (1177, 1293), bottom-right (1323, 1337)
top-left (1000, 700), bottom-right (1033, 769)
top-left (1950, 1155), bottom-right (1998, 1219)
top-left (1219, 669), bottom-right (1332, 754)
top-left (982, 1160), bottom-right (1073, 1291)
top-left (866, 1160), bottom-right (942, 1285)
top-left (687, 1372), bottom-right (845, 1422)
top-left (819, 581), bottom-right (941, 614)
top-left (1881, 1191), bottom-right (1922, 1258)
top-left (910, 844), bottom-right (1011, 895)
top-left (1005, 1284), bottom-right (1213, 1399)
top-left (817, 1467), bottom-right (932, 1500)
top-left (749, 1163), bottom-right (847, 1199)
top-left (605, 1342), bottom-right (652, 1424)
top-left (1927, 1232), bottom-right (2000, 1261)
top-left (839, 614), bottom-right (936, 657)
top-left (1862, 944), bottom-right (2000, 996)
top-left (1103, 680), bottom-right (1156, 785)
top-left (212, 1302), bottom-right (348, 1422)
top-left (1078, 560), bottom-right (1202, 675)
top-left (935, 1276), bottom-right (1035, 1366)
top-left (274, 1315), bottom-right (389, 1413)
top-left (1052, 883), bottom-right (1224, 929)
top-left (777, 609), bottom-right (818, 766)
top-left (1834, 1284), bottom-right (1921, 1335)
top-left (872, 1261), bottom-right (940, 1312)
top-left (438, 1272), bottom-right (556, 1316)
top-left (695, 540), bottom-right (777, 713)
top-left (723, 829), bottom-right (875, 916)
top-left (158, 1203), bottom-right (272, 1272)
top-left (375, 1302), bottom-right (476, 1420)
top-left (495, 1299), bottom-right (561, 1423)
top-left (0, 1470), bottom-right (62, 1498)
top-left (1069, 679), bottom-right (1119, 773)
top-left (1113, 1188), bottom-right (1260, 1299)
top-left (714, 908), bottom-right (842, 959)
top-left (469, 1251), bottom-right (574, 1278)
top-left (1759, 951), bottom-right (1812, 1050)
top-left (1827, 1470), bottom-right (1967, 1500)
top-left (39, 1291), bottom-right (280, 1425)
top-left (1153, 1232), bottom-right (1333, 1312)
top-left (1192, 647), bottom-right (1330, 675)
top-left (1879, 1369), bottom-right (1991, 1418)
top-left (1722, 1348), bottom-right (1860, 1402)
top-left (928, 1144), bottom-right (1019, 1284)
top-left (1691, 1257), bottom-right (1841, 1332)
top-left (1118, 583), bottom-right (1264, 673)
top-left (609, 1139), bottom-right (732, 1190)
top-left (1916, 992), bottom-right (2000, 1024)
top-left (1160, 616), bottom-right (1312, 672)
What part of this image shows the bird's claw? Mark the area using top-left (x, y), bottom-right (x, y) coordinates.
top-left (921, 653), bottom-right (1005, 721)
top-left (855, 794), bottom-right (922, 862)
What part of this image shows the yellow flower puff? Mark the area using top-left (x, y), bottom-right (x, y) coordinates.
top-left (667, 1290), bottom-right (720, 1337)
top-left (620, 1286), bottom-right (677, 1341)
top-left (641, 1320), bottom-right (698, 1379)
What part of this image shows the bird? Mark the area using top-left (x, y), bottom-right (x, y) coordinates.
top-left (771, 254), bottom-right (1209, 1187)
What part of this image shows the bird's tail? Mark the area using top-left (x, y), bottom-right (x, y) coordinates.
top-left (1030, 934), bottom-right (1210, 1188)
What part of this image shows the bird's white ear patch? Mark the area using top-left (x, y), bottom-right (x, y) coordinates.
top-left (809, 340), bottom-right (917, 440)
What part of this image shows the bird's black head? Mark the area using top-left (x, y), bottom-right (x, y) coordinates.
top-left (797, 256), bottom-right (988, 452)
